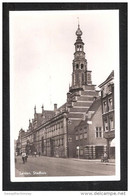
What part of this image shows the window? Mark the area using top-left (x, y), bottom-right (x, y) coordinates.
top-left (108, 84), bottom-right (112, 93)
top-left (77, 45), bottom-right (79, 51)
top-left (79, 45), bottom-right (83, 51)
top-left (103, 101), bottom-right (107, 113)
top-left (80, 134), bottom-right (83, 140)
top-left (57, 123), bottom-right (60, 129)
top-left (104, 121), bottom-right (108, 132)
top-left (110, 118), bottom-right (114, 131)
top-left (81, 64), bottom-right (84, 69)
top-left (103, 86), bottom-right (107, 96)
top-left (60, 122), bottom-right (63, 128)
top-left (96, 127), bottom-right (102, 138)
top-left (76, 64), bottom-right (79, 69)
top-left (84, 132), bottom-right (87, 138)
top-left (61, 138), bottom-right (64, 145)
top-left (108, 98), bottom-right (113, 110)
top-left (80, 148), bottom-right (83, 155)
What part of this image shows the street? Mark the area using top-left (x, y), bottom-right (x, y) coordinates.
top-left (15, 155), bottom-right (115, 177)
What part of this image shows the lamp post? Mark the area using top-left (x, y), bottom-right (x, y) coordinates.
top-left (77, 146), bottom-right (80, 159)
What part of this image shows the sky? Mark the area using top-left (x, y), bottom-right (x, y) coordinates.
top-left (10, 10), bottom-right (119, 139)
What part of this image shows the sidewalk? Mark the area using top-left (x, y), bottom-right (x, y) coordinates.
top-left (72, 158), bottom-right (115, 165)
top-left (15, 168), bottom-right (21, 177)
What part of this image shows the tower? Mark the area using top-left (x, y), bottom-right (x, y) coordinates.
top-left (70, 23), bottom-right (92, 93)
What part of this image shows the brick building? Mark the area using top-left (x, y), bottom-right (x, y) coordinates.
top-left (74, 97), bottom-right (106, 159)
top-left (16, 24), bottom-right (107, 159)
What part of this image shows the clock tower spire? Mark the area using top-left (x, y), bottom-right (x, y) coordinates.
top-left (70, 23), bottom-right (92, 93)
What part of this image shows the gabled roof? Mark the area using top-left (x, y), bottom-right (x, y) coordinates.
top-left (99, 70), bottom-right (114, 88)
top-left (41, 110), bottom-right (55, 124)
top-left (57, 103), bottom-right (67, 111)
top-left (74, 120), bottom-right (87, 130)
top-left (87, 97), bottom-right (101, 113)
top-left (106, 70), bottom-right (114, 81)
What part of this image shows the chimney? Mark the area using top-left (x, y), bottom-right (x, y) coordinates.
top-left (34, 105), bottom-right (36, 114)
top-left (41, 104), bottom-right (44, 114)
top-left (54, 104), bottom-right (57, 112)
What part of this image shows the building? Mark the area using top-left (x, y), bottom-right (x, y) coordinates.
top-left (16, 128), bottom-right (25, 155)
top-left (16, 24), bottom-right (107, 158)
top-left (74, 97), bottom-right (107, 159)
top-left (99, 71), bottom-right (115, 158)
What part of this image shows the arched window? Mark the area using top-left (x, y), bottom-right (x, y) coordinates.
top-left (76, 64), bottom-right (79, 69)
top-left (77, 45), bottom-right (79, 51)
top-left (81, 64), bottom-right (84, 69)
top-left (80, 45), bottom-right (82, 51)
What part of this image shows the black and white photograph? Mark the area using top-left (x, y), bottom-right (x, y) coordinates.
top-left (10, 9), bottom-right (119, 181)
top-left (3, 2), bottom-right (127, 192)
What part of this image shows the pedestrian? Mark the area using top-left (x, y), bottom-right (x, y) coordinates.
top-left (39, 152), bottom-right (41, 157)
top-left (34, 151), bottom-right (36, 157)
top-left (22, 152), bottom-right (26, 164)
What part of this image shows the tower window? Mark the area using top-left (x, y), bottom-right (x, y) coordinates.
top-left (76, 64), bottom-right (79, 69)
top-left (81, 64), bottom-right (84, 69)
top-left (80, 45), bottom-right (82, 51)
top-left (77, 45), bottom-right (80, 51)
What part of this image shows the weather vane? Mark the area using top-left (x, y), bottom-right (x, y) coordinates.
top-left (77, 17), bottom-right (80, 27)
